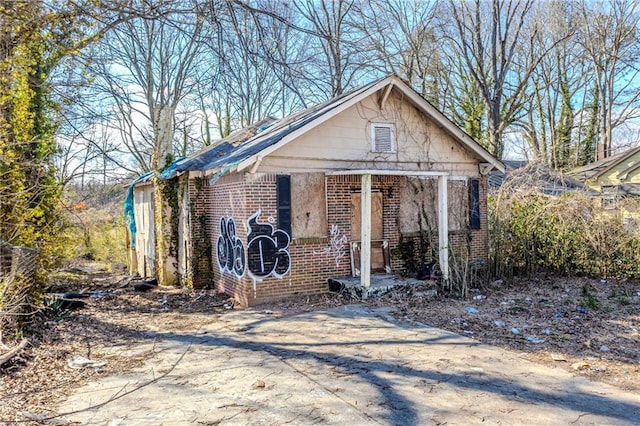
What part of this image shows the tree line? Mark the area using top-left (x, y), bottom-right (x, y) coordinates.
top-left (2, 0), bottom-right (640, 247)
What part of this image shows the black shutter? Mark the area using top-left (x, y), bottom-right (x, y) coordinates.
top-left (277, 175), bottom-right (292, 236)
top-left (469, 179), bottom-right (481, 229)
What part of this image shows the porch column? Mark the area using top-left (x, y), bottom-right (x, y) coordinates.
top-left (437, 175), bottom-right (450, 284)
top-left (360, 173), bottom-right (372, 288)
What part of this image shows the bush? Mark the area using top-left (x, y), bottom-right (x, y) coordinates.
top-left (60, 184), bottom-right (128, 269)
top-left (490, 191), bottom-right (640, 279)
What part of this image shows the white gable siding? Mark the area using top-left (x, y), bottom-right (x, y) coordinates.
top-left (260, 90), bottom-right (480, 176)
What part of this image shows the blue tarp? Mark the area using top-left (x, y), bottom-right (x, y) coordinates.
top-left (123, 171), bottom-right (153, 249)
top-left (124, 158), bottom-right (184, 249)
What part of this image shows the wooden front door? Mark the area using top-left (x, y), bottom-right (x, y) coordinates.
top-left (350, 192), bottom-right (386, 272)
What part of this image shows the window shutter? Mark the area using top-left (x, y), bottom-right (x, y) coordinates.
top-left (469, 179), bottom-right (481, 229)
top-left (373, 124), bottom-right (394, 152)
top-left (277, 175), bottom-right (292, 236)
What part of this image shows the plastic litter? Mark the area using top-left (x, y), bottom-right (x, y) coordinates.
top-left (464, 307), bottom-right (480, 314)
top-left (526, 336), bottom-right (546, 344)
top-left (493, 320), bottom-right (505, 327)
top-left (67, 356), bottom-right (107, 370)
top-left (541, 329), bottom-right (552, 335)
top-left (510, 327), bottom-right (521, 335)
top-left (576, 307), bottom-right (587, 314)
top-left (600, 345), bottom-right (610, 352)
top-left (473, 295), bottom-right (486, 300)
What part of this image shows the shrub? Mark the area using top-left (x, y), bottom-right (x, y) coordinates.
top-left (490, 191), bottom-right (640, 279)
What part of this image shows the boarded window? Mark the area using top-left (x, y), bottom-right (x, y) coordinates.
top-left (291, 173), bottom-right (327, 238)
top-left (399, 177), bottom-right (470, 233)
top-left (399, 177), bottom-right (437, 234)
top-left (277, 175), bottom-right (291, 236)
top-left (371, 123), bottom-right (395, 152)
top-left (448, 180), bottom-right (469, 231)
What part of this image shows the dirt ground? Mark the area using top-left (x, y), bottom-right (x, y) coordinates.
top-left (1, 266), bottom-right (639, 424)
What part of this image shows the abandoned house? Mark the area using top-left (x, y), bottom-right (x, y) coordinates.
top-left (125, 75), bottom-right (505, 306)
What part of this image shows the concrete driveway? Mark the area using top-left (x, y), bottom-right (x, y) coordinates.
top-left (60, 305), bottom-right (640, 425)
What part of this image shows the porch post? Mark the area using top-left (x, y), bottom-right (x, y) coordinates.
top-left (437, 175), bottom-right (450, 284)
top-left (360, 173), bottom-right (372, 288)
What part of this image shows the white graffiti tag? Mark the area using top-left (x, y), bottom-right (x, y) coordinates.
top-left (316, 224), bottom-right (348, 268)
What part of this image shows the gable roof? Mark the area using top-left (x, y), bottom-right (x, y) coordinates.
top-left (570, 146), bottom-right (640, 182)
top-left (167, 75), bottom-right (505, 179)
top-left (488, 160), bottom-right (528, 189)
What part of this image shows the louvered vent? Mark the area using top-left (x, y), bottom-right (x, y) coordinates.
top-left (372, 124), bottom-right (394, 152)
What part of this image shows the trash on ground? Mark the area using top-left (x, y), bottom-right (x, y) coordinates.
top-left (493, 320), bottom-right (505, 327)
top-left (572, 361), bottom-right (589, 370)
top-left (525, 336), bottom-right (546, 344)
top-left (464, 307), bottom-right (480, 314)
top-left (133, 278), bottom-right (158, 292)
top-left (600, 345), bottom-right (610, 353)
top-left (67, 356), bottom-right (107, 370)
top-left (510, 327), bottom-right (521, 335)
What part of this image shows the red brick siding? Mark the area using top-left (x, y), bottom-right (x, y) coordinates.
top-left (202, 172), bottom-right (490, 306)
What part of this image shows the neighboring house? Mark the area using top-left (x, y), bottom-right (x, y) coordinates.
top-left (490, 161), bottom-right (594, 196)
top-left (126, 75), bottom-right (505, 306)
top-left (570, 147), bottom-right (640, 209)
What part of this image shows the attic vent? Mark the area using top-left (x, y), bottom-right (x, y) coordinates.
top-left (372, 123), bottom-right (395, 153)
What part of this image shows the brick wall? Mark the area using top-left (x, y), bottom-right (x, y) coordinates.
top-left (201, 172), bottom-right (490, 306)
top-left (187, 177), bottom-right (214, 288)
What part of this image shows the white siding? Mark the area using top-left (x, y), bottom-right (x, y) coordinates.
top-left (261, 90), bottom-right (480, 176)
top-left (133, 184), bottom-right (155, 277)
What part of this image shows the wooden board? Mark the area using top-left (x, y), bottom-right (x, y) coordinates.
top-left (350, 192), bottom-right (385, 272)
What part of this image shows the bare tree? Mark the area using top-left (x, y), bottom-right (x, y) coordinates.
top-left (443, 0), bottom-right (556, 158)
top-left (86, 0), bottom-right (207, 285)
top-left (514, 1), bottom-right (586, 168)
top-left (353, 0), bottom-right (440, 97)
top-left (576, 0), bottom-right (640, 160)
top-left (294, 0), bottom-right (366, 97)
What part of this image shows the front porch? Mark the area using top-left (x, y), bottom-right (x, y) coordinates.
top-left (327, 274), bottom-right (438, 300)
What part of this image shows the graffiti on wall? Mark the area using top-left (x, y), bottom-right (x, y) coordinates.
top-left (246, 209), bottom-right (291, 281)
top-left (217, 216), bottom-right (246, 277)
top-left (315, 224), bottom-right (348, 268)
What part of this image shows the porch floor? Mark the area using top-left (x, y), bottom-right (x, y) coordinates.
top-left (327, 274), bottom-right (437, 300)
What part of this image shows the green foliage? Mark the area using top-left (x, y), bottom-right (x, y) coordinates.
top-left (0, 2), bottom-right (72, 330)
top-left (490, 192), bottom-right (640, 279)
top-left (618, 295), bottom-right (630, 306)
top-left (577, 83), bottom-right (599, 166)
top-left (189, 179), bottom-right (213, 288)
top-left (580, 284), bottom-right (599, 310)
top-left (554, 70), bottom-right (574, 169)
top-left (61, 185), bottom-right (128, 268)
